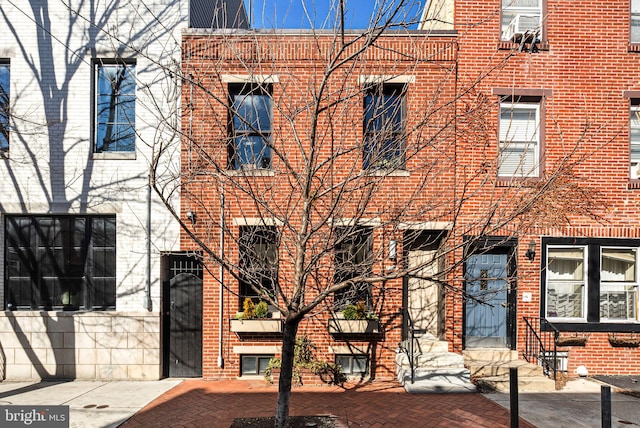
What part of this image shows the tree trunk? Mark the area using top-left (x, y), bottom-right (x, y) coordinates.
top-left (274, 319), bottom-right (300, 428)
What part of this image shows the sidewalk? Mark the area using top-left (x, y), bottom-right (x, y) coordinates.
top-left (0, 379), bottom-right (181, 428)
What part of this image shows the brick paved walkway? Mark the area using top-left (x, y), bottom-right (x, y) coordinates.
top-left (122, 379), bottom-right (535, 427)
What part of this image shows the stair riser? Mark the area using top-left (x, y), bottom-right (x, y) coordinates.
top-left (462, 349), bottom-right (518, 361)
top-left (397, 354), bottom-right (465, 369)
top-left (467, 364), bottom-right (544, 378)
top-left (475, 377), bottom-right (556, 393)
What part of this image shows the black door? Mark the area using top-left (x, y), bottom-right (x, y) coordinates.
top-left (162, 254), bottom-right (203, 378)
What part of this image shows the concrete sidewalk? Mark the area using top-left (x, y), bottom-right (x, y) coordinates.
top-left (0, 379), bottom-right (181, 428)
top-left (484, 378), bottom-right (640, 428)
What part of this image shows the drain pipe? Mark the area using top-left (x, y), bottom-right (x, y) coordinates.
top-left (218, 181), bottom-right (225, 368)
top-left (145, 174), bottom-right (152, 311)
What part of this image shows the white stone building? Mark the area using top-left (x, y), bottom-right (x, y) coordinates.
top-left (0, 0), bottom-right (189, 380)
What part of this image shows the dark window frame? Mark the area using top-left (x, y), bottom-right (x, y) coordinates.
top-left (335, 354), bottom-right (368, 376)
top-left (238, 225), bottom-right (278, 308)
top-left (541, 237), bottom-right (640, 332)
top-left (240, 354), bottom-right (273, 376)
top-left (93, 59), bottom-right (137, 154)
top-left (333, 226), bottom-right (374, 310)
top-left (5, 215), bottom-right (117, 311)
top-left (228, 83), bottom-right (273, 170)
top-left (0, 60), bottom-right (9, 153)
top-left (363, 83), bottom-right (407, 170)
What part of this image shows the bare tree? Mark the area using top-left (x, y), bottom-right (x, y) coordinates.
top-left (150, 1), bottom-right (599, 426)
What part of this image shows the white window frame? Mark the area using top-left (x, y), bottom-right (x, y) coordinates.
top-left (501, 0), bottom-right (543, 42)
top-left (499, 102), bottom-right (540, 178)
top-left (630, 104), bottom-right (640, 179)
top-left (545, 246), bottom-right (588, 322)
top-left (599, 247), bottom-right (639, 322)
top-left (632, 0), bottom-right (640, 44)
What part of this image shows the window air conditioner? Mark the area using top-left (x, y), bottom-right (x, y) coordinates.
top-left (503, 14), bottom-right (541, 43)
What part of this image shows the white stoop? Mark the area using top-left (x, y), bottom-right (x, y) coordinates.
top-left (463, 348), bottom-right (557, 393)
top-left (396, 335), bottom-right (476, 393)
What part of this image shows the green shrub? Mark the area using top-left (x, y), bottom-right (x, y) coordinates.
top-left (255, 301), bottom-right (269, 318)
top-left (342, 304), bottom-right (357, 320)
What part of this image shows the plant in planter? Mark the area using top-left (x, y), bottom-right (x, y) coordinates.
top-left (255, 300), bottom-right (269, 319)
top-left (264, 336), bottom-right (344, 385)
top-left (342, 300), bottom-right (378, 321)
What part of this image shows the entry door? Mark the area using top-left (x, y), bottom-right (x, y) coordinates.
top-left (407, 248), bottom-right (443, 338)
top-left (465, 253), bottom-right (509, 348)
top-left (162, 254), bottom-right (203, 378)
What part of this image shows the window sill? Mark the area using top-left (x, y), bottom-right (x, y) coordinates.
top-left (628, 180), bottom-right (640, 189)
top-left (226, 169), bottom-right (275, 177)
top-left (628, 43), bottom-right (640, 53)
top-left (93, 152), bottom-right (136, 160)
top-left (497, 40), bottom-right (549, 51)
top-left (362, 169), bottom-right (410, 177)
top-left (496, 176), bottom-right (541, 187)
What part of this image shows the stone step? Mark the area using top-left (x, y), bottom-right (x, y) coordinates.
top-left (397, 352), bottom-right (465, 370)
top-left (462, 348), bottom-right (519, 362)
top-left (466, 359), bottom-right (545, 378)
top-left (414, 339), bottom-right (449, 354)
top-left (474, 374), bottom-right (556, 393)
top-left (398, 367), bottom-right (476, 393)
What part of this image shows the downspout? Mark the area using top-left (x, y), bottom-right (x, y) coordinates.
top-left (145, 174), bottom-right (152, 311)
top-left (218, 181), bottom-right (225, 367)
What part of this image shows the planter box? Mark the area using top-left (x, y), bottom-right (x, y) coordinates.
top-left (230, 319), bottom-right (283, 333)
top-left (328, 319), bottom-right (380, 334)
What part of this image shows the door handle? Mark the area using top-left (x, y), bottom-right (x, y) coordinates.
top-left (170, 301), bottom-right (175, 310)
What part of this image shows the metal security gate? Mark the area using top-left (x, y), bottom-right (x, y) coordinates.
top-left (162, 253), bottom-right (203, 378)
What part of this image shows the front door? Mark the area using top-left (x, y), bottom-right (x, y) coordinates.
top-left (407, 247), bottom-right (443, 338)
top-left (162, 254), bottom-right (203, 378)
top-left (465, 252), bottom-right (511, 348)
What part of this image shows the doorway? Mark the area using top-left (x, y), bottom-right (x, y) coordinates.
top-left (464, 242), bottom-right (516, 349)
top-left (161, 253), bottom-right (203, 377)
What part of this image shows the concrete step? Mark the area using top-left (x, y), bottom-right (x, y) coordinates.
top-left (414, 339), bottom-right (449, 354)
top-left (397, 352), bottom-right (465, 370)
top-left (462, 348), bottom-right (519, 362)
top-left (466, 359), bottom-right (545, 378)
top-left (474, 374), bottom-right (556, 393)
top-left (398, 367), bottom-right (476, 394)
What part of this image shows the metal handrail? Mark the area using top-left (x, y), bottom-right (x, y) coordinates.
top-left (522, 316), bottom-right (560, 381)
top-left (398, 308), bottom-right (419, 384)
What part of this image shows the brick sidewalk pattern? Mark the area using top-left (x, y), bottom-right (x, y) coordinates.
top-left (122, 380), bottom-right (535, 427)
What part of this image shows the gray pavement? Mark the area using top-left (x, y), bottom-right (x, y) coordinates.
top-left (484, 378), bottom-right (640, 428)
top-left (0, 379), bottom-right (181, 428)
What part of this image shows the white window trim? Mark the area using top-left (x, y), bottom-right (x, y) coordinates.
top-left (501, 0), bottom-right (543, 42)
top-left (630, 105), bottom-right (640, 179)
top-left (599, 246), bottom-right (639, 322)
top-left (545, 245), bottom-right (588, 322)
top-left (499, 102), bottom-right (540, 178)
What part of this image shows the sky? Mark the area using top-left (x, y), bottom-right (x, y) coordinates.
top-left (243, 0), bottom-right (427, 30)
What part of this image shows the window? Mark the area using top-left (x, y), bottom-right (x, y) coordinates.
top-left (239, 226), bottom-right (278, 306)
top-left (600, 248), bottom-right (638, 321)
top-left (229, 83), bottom-right (272, 169)
top-left (501, 0), bottom-right (542, 42)
top-left (499, 99), bottom-right (540, 178)
top-left (336, 354), bottom-right (368, 376)
top-left (630, 102), bottom-right (640, 179)
top-left (334, 227), bottom-right (373, 309)
top-left (95, 61), bottom-right (136, 153)
top-left (363, 83), bottom-right (406, 169)
top-left (632, 0), bottom-right (640, 44)
top-left (543, 238), bottom-right (640, 325)
top-left (241, 355), bottom-right (273, 376)
top-left (0, 61), bottom-right (9, 152)
top-left (546, 247), bottom-right (586, 320)
top-left (5, 216), bottom-right (116, 310)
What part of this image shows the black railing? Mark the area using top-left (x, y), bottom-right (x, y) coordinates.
top-left (523, 316), bottom-right (560, 381)
top-left (398, 308), bottom-right (419, 384)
